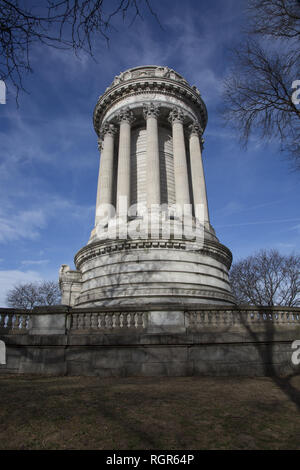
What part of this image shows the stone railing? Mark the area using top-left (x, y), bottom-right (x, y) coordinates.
top-left (0, 309), bottom-right (30, 333)
top-left (69, 311), bottom-right (148, 332)
top-left (185, 307), bottom-right (300, 328)
top-left (1, 305), bottom-right (300, 335)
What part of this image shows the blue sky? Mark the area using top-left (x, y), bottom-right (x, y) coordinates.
top-left (0, 0), bottom-right (299, 306)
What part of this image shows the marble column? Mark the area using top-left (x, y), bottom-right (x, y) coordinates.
top-left (188, 122), bottom-right (210, 225)
top-left (95, 122), bottom-right (116, 224)
top-left (116, 107), bottom-right (135, 216)
top-left (168, 107), bottom-right (191, 214)
top-left (143, 103), bottom-right (160, 208)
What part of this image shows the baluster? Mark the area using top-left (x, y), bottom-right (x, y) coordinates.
top-left (123, 313), bottom-right (129, 328)
top-left (6, 314), bottom-right (13, 330)
top-left (143, 312), bottom-right (148, 328)
top-left (20, 314), bottom-right (26, 330)
top-left (0, 313), bottom-right (5, 328)
top-left (13, 314), bottom-right (21, 331)
top-left (107, 313), bottom-right (113, 329)
top-left (188, 311), bottom-right (196, 328)
top-left (137, 312), bottom-right (144, 328)
top-left (84, 313), bottom-right (91, 329)
top-left (128, 312), bottom-right (135, 329)
top-left (99, 313), bottom-right (106, 329)
top-left (91, 313), bottom-right (98, 329)
top-left (115, 312), bottom-right (121, 329)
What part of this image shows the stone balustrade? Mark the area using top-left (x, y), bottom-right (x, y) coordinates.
top-left (69, 311), bottom-right (148, 331)
top-left (185, 309), bottom-right (300, 328)
top-left (1, 305), bottom-right (300, 377)
top-left (0, 309), bottom-right (30, 332)
top-left (0, 306), bottom-right (299, 335)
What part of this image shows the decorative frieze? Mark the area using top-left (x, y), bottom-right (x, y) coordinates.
top-left (93, 75), bottom-right (208, 136)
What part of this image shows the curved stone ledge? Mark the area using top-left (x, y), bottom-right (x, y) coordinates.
top-left (74, 237), bottom-right (232, 271)
top-left (74, 285), bottom-right (236, 307)
top-left (93, 66), bottom-right (208, 135)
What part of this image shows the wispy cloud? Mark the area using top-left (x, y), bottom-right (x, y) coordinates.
top-left (0, 209), bottom-right (46, 243)
top-left (216, 217), bottom-right (300, 229)
top-left (21, 259), bottom-right (49, 266)
top-left (0, 196), bottom-right (94, 244)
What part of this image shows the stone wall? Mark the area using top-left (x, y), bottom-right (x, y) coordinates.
top-left (0, 305), bottom-right (300, 377)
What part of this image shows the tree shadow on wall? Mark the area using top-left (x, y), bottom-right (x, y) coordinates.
top-left (239, 306), bottom-right (300, 411)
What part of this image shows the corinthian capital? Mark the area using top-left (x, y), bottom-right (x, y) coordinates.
top-left (188, 121), bottom-right (204, 137)
top-left (143, 102), bottom-right (160, 119)
top-left (97, 138), bottom-right (103, 151)
top-left (168, 107), bottom-right (185, 124)
top-left (117, 107), bottom-right (135, 124)
top-left (100, 122), bottom-right (117, 139)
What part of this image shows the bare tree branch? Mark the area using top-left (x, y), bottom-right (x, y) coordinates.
top-left (230, 249), bottom-right (300, 306)
top-left (221, 0), bottom-right (300, 169)
top-left (6, 280), bottom-right (61, 310)
top-left (0, 0), bottom-right (158, 103)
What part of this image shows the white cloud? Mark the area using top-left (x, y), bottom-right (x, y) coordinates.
top-left (0, 194), bottom-right (94, 244)
top-left (21, 259), bottom-right (49, 266)
top-left (0, 209), bottom-right (46, 243)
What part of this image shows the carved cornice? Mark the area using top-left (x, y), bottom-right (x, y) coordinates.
top-left (93, 69), bottom-right (208, 136)
top-left (109, 66), bottom-right (190, 89)
top-left (75, 287), bottom-right (236, 306)
top-left (143, 102), bottom-right (160, 119)
top-left (74, 238), bottom-right (232, 271)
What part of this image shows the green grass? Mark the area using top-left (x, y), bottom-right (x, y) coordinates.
top-left (0, 375), bottom-right (299, 449)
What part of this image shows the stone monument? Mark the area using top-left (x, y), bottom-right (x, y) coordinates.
top-left (59, 65), bottom-right (235, 308)
top-left (2, 67), bottom-right (299, 378)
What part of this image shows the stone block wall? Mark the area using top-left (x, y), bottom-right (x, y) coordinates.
top-left (0, 305), bottom-right (300, 377)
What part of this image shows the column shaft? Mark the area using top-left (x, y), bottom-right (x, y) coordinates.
top-left (169, 109), bottom-right (191, 211)
top-left (189, 125), bottom-right (209, 224)
top-left (116, 108), bottom-right (134, 216)
top-left (144, 103), bottom-right (160, 207)
top-left (95, 123), bottom-right (116, 225)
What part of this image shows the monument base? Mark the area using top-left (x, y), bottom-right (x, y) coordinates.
top-left (1, 305), bottom-right (299, 377)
